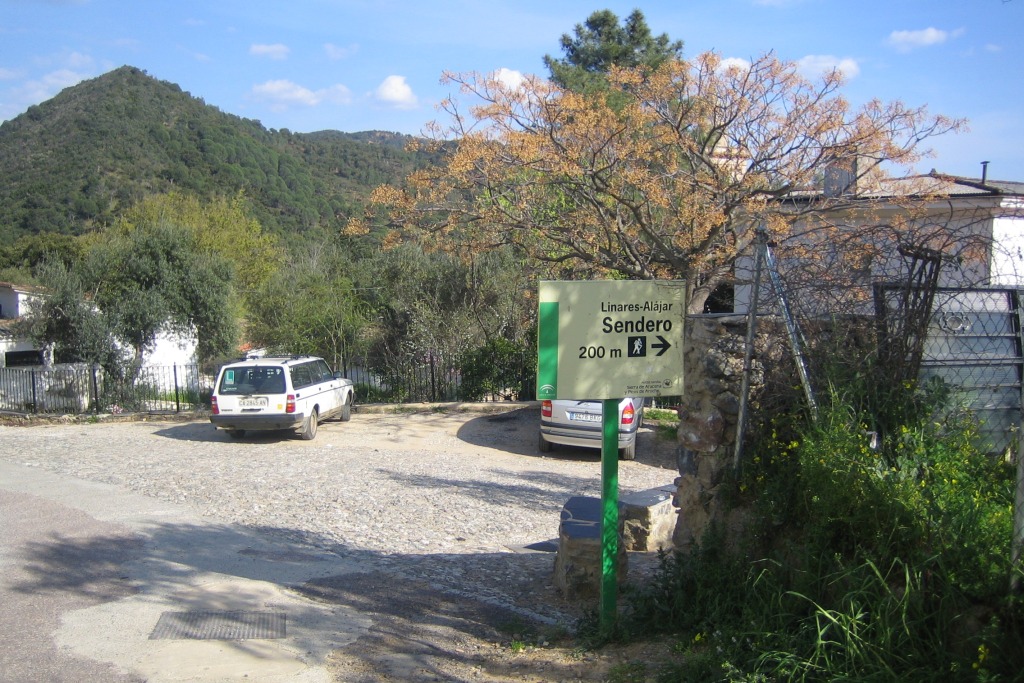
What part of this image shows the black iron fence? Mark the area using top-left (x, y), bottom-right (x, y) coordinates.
top-left (0, 363), bottom-right (206, 415)
top-left (348, 351), bottom-right (536, 404)
top-left (0, 349), bottom-right (538, 416)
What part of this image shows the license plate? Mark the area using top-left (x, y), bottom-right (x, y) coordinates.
top-left (568, 411), bottom-right (600, 423)
top-left (239, 397), bottom-right (268, 408)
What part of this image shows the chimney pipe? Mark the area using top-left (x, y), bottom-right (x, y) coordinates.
top-left (981, 161), bottom-right (989, 184)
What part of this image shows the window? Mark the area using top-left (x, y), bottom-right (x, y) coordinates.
top-left (255, 369), bottom-right (285, 394)
top-left (5, 350), bottom-right (44, 367)
top-left (218, 366), bottom-right (285, 395)
top-left (290, 363), bottom-right (314, 389)
top-left (314, 359), bottom-right (333, 382)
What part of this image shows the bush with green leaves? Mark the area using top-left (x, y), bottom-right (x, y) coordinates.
top-left (622, 383), bottom-right (1022, 681)
top-left (458, 337), bottom-right (536, 401)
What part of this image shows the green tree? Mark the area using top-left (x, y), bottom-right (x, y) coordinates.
top-left (246, 244), bottom-right (368, 370)
top-left (117, 192), bottom-right (281, 313)
top-left (86, 220), bottom-right (237, 365)
top-left (543, 9), bottom-right (683, 94)
top-left (18, 258), bottom-right (122, 367)
top-left (0, 232), bottom-right (85, 283)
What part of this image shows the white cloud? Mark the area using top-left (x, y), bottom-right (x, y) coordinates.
top-left (0, 67), bottom-right (23, 81)
top-left (249, 43), bottom-right (290, 60)
top-left (0, 66), bottom-right (89, 121)
top-left (796, 55), bottom-right (860, 80)
top-left (718, 57), bottom-right (752, 74)
top-left (65, 51), bottom-right (94, 69)
top-left (21, 68), bottom-right (88, 102)
top-left (250, 79), bottom-right (352, 110)
top-left (887, 27), bottom-right (964, 53)
top-left (493, 67), bottom-right (525, 89)
top-left (324, 43), bottom-right (358, 60)
top-left (374, 75), bottom-right (418, 109)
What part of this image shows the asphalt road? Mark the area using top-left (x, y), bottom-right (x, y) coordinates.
top-left (0, 459), bottom-right (370, 683)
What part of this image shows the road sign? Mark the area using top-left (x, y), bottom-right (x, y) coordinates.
top-left (537, 280), bottom-right (686, 400)
top-left (536, 279), bottom-right (686, 636)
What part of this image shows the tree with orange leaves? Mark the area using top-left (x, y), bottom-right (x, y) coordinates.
top-left (350, 52), bottom-right (964, 313)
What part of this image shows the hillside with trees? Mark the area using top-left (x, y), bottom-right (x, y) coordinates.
top-left (0, 65), bottom-right (434, 244)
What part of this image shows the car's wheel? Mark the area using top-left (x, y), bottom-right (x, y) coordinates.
top-left (227, 429), bottom-right (246, 439)
top-left (300, 409), bottom-right (319, 440)
top-left (538, 434), bottom-right (553, 453)
top-left (340, 399), bottom-right (352, 422)
top-left (619, 441), bottom-right (636, 461)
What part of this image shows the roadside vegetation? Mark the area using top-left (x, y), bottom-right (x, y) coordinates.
top-left (609, 364), bottom-right (1022, 681)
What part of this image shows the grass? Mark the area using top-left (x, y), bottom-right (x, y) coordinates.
top-left (495, 616), bottom-right (570, 654)
top-left (606, 661), bottom-right (649, 682)
top-left (644, 407), bottom-right (680, 423)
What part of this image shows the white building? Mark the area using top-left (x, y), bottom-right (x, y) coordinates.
top-left (0, 282), bottom-right (49, 367)
top-left (733, 171), bottom-right (1024, 314)
top-left (0, 281), bottom-right (196, 368)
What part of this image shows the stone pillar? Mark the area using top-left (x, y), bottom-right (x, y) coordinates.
top-left (673, 315), bottom-right (761, 549)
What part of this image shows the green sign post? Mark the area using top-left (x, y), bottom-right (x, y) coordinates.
top-left (537, 280), bottom-right (685, 634)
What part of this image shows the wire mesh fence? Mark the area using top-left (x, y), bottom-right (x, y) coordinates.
top-left (881, 286), bottom-right (1024, 457)
top-left (739, 228), bottom-right (1023, 461)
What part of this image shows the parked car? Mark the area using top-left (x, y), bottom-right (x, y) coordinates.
top-left (539, 398), bottom-right (644, 460)
top-left (210, 355), bottom-right (354, 440)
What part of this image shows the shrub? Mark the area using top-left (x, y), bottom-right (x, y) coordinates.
top-left (458, 338), bottom-right (535, 401)
top-left (623, 384), bottom-right (1022, 681)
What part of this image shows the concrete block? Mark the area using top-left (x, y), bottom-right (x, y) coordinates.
top-left (620, 485), bottom-right (677, 552)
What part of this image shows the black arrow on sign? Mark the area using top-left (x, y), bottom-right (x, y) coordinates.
top-left (651, 335), bottom-right (671, 357)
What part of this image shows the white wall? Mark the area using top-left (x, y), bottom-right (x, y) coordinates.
top-left (0, 285), bottom-right (40, 320)
top-left (991, 213), bottom-right (1024, 286)
top-left (143, 329), bottom-right (197, 367)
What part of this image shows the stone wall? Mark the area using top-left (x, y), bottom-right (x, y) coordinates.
top-left (672, 314), bottom-right (786, 550)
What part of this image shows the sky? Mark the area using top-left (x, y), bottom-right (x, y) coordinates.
top-left (2, 0), bottom-right (1022, 181)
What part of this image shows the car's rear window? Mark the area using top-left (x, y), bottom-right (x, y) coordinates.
top-left (218, 366), bottom-right (286, 395)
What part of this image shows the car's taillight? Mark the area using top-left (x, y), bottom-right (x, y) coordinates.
top-left (286, 394), bottom-right (296, 414)
top-left (621, 403), bottom-right (635, 426)
top-left (211, 395), bottom-right (219, 415)
top-left (541, 400), bottom-right (552, 418)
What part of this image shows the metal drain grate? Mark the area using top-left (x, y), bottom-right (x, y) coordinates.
top-left (150, 610), bottom-right (286, 640)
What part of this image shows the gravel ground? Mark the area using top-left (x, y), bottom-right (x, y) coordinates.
top-left (0, 405), bottom-right (680, 629)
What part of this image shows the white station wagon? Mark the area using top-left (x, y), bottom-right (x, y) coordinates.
top-left (210, 355), bottom-right (354, 440)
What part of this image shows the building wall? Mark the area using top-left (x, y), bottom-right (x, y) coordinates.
top-left (0, 285), bottom-right (39, 319)
top-left (144, 329), bottom-right (197, 367)
top-left (0, 288), bottom-right (18, 320)
top-left (0, 336), bottom-right (43, 366)
top-left (0, 283), bottom-right (196, 368)
top-left (0, 285), bottom-right (46, 367)
top-left (991, 213), bottom-right (1024, 286)
top-left (732, 198), bottom-right (1005, 315)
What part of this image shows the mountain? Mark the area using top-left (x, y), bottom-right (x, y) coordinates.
top-left (0, 66), bottom-right (437, 243)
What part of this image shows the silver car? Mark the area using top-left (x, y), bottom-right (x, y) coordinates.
top-left (538, 398), bottom-right (644, 460)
